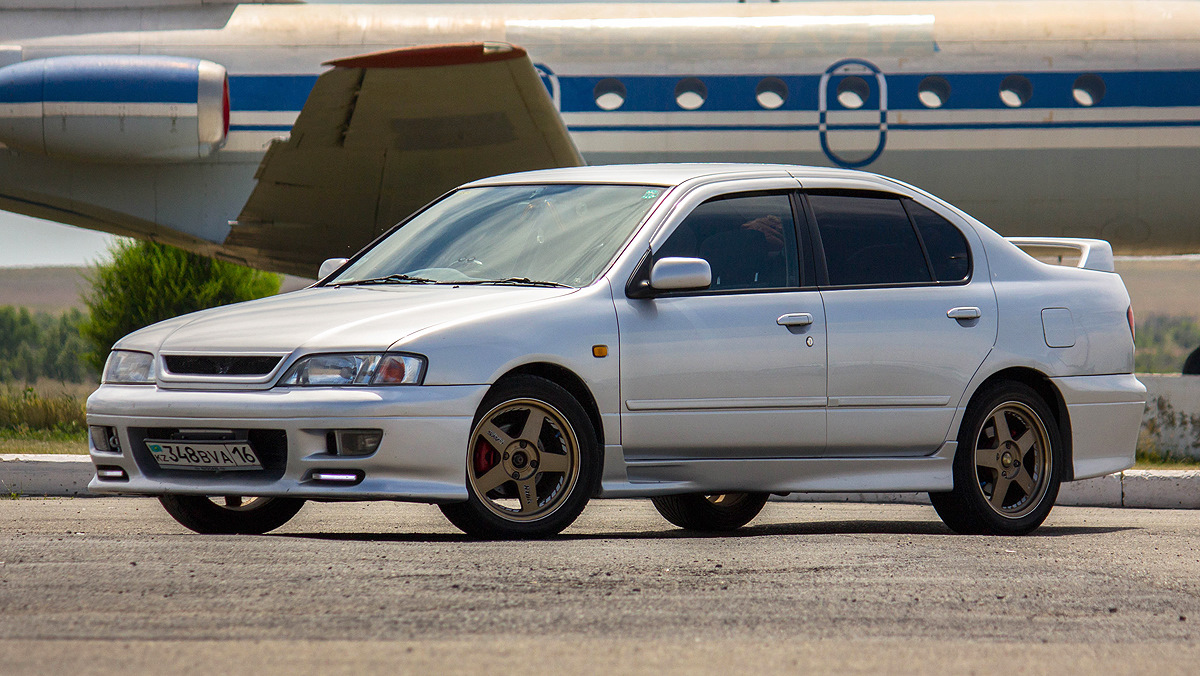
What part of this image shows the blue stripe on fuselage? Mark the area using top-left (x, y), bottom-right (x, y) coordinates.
top-left (225, 69), bottom-right (1200, 115)
top-left (228, 75), bottom-right (318, 112)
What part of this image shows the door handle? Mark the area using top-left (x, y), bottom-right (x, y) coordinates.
top-left (777, 313), bottom-right (814, 327)
top-left (947, 306), bottom-right (982, 320)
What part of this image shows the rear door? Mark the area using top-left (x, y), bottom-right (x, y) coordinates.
top-left (804, 189), bottom-right (997, 456)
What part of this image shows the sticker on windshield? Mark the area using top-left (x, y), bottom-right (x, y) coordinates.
top-left (642, 190), bottom-right (661, 199)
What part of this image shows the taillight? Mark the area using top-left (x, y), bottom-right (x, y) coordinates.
top-left (1127, 305), bottom-right (1136, 341)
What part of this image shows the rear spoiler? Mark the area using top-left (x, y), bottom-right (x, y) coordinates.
top-left (1005, 237), bottom-right (1115, 272)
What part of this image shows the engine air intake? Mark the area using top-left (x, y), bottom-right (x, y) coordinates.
top-left (163, 355), bottom-right (281, 376)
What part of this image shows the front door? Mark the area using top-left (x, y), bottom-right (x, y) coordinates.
top-left (617, 189), bottom-right (828, 461)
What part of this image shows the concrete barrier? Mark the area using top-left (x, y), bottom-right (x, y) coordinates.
top-left (1139, 374), bottom-right (1200, 460)
top-left (0, 454), bottom-right (95, 497)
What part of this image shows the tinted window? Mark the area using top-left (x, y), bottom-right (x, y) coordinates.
top-left (658, 193), bottom-right (798, 291)
top-left (905, 201), bottom-right (971, 282)
top-left (808, 194), bottom-right (931, 286)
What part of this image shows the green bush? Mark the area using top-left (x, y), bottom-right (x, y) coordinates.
top-left (80, 240), bottom-right (281, 371)
top-left (1135, 315), bottom-right (1200, 373)
top-left (0, 307), bottom-right (94, 383)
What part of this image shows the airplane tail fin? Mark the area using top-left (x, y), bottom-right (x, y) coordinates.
top-left (225, 42), bottom-right (583, 276)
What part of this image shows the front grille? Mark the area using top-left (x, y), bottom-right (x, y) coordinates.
top-left (163, 355), bottom-right (281, 376)
top-left (128, 427), bottom-right (288, 481)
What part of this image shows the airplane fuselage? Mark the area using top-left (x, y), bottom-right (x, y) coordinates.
top-left (1, 1), bottom-right (1198, 267)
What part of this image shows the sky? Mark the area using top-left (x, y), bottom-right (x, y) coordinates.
top-left (0, 211), bottom-right (120, 268)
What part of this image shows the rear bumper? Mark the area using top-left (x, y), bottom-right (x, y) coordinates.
top-left (85, 383), bottom-right (489, 502)
top-left (1053, 374), bottom-right (1146, 480)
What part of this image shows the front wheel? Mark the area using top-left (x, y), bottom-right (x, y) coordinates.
top-left (652, 492), bottom-right (769, 532)
top-left (158, 495), bottom-right (305, 534)
top-left (930, 382), bottom-right (1063, 535)
top-left (439, 375), bottom-right (601, 539)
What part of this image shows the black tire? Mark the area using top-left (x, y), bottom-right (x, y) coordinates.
top-left (439, 375), bottom-right (601, 539)
top-left (930, 381), bottom-right (1063, 535)
top-left (651, 492), bottom-right (769, 532)
top-left (158, 495), bottom-right (305, 535)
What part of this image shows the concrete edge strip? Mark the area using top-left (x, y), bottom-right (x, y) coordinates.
top-left (2, 455), bottom-right (1198, 508)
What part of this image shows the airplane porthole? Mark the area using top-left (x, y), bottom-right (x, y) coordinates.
top-left (755, 77), bottom-right (788, 110)
top-left (593, 79), bottom-right (627, 111)
top-left (999, 75), bottom-right (1033, 108)
top-left (674, 78), bottom-right (707, 110)
top-left (918, 75), bottom-right (951, 108)
top-left (836, 76), bottom-right (870, 109)
top-left (1073, 74), bottom-right (1106, 106)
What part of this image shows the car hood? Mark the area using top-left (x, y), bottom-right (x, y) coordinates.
top-left (120, 285), bottom-right (575, 354)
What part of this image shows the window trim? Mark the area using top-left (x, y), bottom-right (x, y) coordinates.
top-left (799, 189), bottom-right (974, 290)
top-left (629, 189), bottom-right (814, 298)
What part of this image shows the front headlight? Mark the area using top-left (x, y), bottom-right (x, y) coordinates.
top-left (278, 353), bottom-right (425, 386)
top-left (103, 350), bottom-right (156, 384)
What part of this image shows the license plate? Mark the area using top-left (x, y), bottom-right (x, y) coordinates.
top-left (146, 440), bottom-right (262, 470)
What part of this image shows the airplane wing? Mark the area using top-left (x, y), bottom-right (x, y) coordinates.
top-left (224, 42), bottom-right (584, 276)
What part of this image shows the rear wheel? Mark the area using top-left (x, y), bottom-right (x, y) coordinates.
top-left (652, 492), bottom-right (769, 531)
top-left (439, 375), bottom-right (600, 539)
top-left (158, 495), bottom-right (305, 534)
top-left (930, 382), bottom-right (1062, 535)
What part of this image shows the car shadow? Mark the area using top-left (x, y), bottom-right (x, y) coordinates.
top-left (269, 521), bottom-right (1134, 543)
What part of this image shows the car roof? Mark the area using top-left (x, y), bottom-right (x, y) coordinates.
top-left (464, 163), bottom-right (880, 189)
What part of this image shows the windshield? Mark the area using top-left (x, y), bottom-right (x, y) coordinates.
top-left (330, 184), bottom-right (666, 288)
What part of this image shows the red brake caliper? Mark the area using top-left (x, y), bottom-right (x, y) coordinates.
top-left (473, 439), bottom-right (500, 476)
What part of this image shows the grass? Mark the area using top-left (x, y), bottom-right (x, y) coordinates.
top-left (0, 383), bottom-right (90, 454)
top-left (0, 386), bottom-right (86, 430)
top-left (0, 434), bottom-right (85, 453)
top-left (1133, 449), bottom-right (1200, 470)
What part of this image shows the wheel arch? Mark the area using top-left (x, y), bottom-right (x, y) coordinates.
top-left (967, 367), bottom-right (1074, 481)
top-left (493, 362), bottom-right (605, 447)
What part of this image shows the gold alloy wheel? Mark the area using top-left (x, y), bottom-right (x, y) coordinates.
top-left (972, 401), bottom-right (1053, 519)
top-left (467, 398), bottom-right (581, 522)
top-left (704, 494), bottom-right (750, 507)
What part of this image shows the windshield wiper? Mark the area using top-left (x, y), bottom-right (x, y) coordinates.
top-left (457, 277), bottom-right (572, 288)
top-left (333, 274), bottom-right (436, 286)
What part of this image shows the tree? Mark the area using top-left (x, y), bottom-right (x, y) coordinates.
top-left (80, 240), bottom-right (282, 371)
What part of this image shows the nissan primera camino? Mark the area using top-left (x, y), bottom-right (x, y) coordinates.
top-left (87, 164), bottom-right (1146, 538)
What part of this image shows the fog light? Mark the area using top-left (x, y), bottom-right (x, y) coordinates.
top-left (329, 429), bottom-right (382, 456)
top-left (311, 470), bottom-right (363, 484)
top-left (96, 466), bottom-right (127, 481)
top-left (89, 426), bottom-right (120, 454)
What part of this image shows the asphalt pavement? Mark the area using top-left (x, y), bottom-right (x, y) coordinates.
top-left (2, 498), bottom-right (1198, 674)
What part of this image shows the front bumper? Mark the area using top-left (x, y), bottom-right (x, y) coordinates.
top-left (85, 384), bottom-right (489, 502)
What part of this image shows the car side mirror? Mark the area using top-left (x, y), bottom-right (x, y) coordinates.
top-left (318, 258), bottom-right (349, 280)
top-left (649, 257), bottom-right (711, 291)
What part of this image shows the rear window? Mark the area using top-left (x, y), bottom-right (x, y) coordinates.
top-left (807, 193), bottom-right (931, 286)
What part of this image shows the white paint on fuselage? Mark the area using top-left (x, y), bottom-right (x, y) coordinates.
top-left (0, 1), bottom-right (1198, 256)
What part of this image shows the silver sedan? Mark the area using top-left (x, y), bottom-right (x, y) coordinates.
top-left (87, 164), bottom-right (1146, 538)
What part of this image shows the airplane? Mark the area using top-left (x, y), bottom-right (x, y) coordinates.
top-left (0, 0), bottom-right (1198, 281)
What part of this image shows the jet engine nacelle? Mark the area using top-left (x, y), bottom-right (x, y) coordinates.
top-left (0, 55), bottom-right (228, 162)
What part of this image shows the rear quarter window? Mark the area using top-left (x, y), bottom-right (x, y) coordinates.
top-left (905, 201), bottom-right (971, 282)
